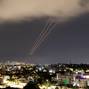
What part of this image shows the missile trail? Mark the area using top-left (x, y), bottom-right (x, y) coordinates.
top-left (30, 21), bottom-right (56, 55)
top-left (30, 19), bottom-right (51, 54)
top-left (30, 22), bottom-right (53, 54)
top-left (30, 21), bottom-right (53, 55)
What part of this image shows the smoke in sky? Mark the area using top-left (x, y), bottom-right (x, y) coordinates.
top-left (0, 0), bottom-right (89, 22)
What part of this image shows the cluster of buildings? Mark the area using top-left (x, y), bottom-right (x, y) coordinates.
top-left (0, 62), bottom-right (89, 89)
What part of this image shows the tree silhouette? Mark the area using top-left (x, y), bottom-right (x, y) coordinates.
top-left (24, 81), bottom-right (40, 89)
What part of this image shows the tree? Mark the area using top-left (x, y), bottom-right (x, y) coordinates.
top-left (24, 81), bottom-right (40, 89)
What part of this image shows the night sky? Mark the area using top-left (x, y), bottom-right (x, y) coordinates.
top-left (0, 0), bottom-right (89, 64)
top-left (0, 13), bottom-right (89, 64)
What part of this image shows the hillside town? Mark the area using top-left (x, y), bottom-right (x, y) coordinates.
top-left (0, 62), bottom-right (89, 89)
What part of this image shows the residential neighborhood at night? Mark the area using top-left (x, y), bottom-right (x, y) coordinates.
top-left (0, 62), bottom-right (89, 89)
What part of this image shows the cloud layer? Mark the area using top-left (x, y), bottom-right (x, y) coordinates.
top-left (0, 0), bottom-right (89, 22)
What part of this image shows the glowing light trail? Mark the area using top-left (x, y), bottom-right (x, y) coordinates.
top-left (30, 19), bottom-right (51, 54)
top-left (30, 20), bottom-right (56, 55)
top-left (30, 22), bottom-right (53, 54)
